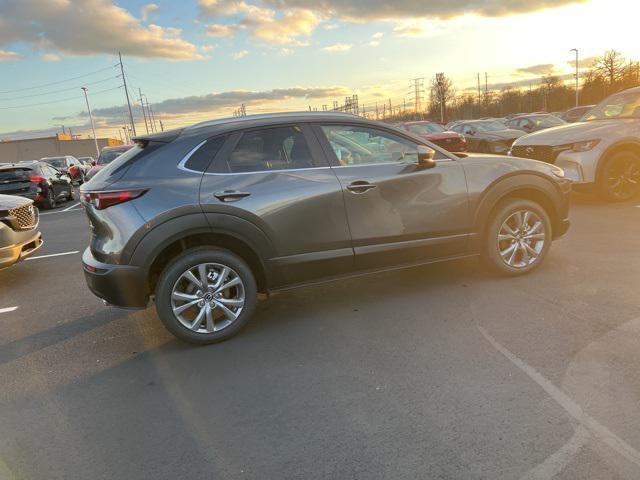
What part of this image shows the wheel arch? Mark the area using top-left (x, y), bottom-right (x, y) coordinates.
top-left (471, 174), bottom-right (564, 250)
top-left (128, 213), bottom-right (275, 296)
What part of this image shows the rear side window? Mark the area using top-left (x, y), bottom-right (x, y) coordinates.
top-left (185, 136), bottom-right (226, 172)
top-left (226, 126), bottom-right (315, 173)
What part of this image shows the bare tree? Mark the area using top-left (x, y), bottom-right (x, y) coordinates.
top-left (596, 50), bottom-right (626, 86)
top-left (429, 73), bottom-right (455, 122)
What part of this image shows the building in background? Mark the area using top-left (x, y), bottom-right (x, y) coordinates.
top-left (0, 135), bottom-right (124, 163)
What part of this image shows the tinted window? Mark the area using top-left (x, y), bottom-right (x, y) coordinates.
top-left (185, 136), bottom-right (226, 172)
top-left (406, 123), bottom-right (445, 135)
top-left (227, 126), bottom-right (315, 173)
top-left (45, 158), bottom-right (67, 169)
top-left (98, 149), bottom-right (130, 165)
top-left (321, 125), bottom-right (423, 166)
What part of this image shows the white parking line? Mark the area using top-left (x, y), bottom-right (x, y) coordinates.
top-left (0, 306), bottom-right (18, 314)
top-left (477, 323), bottom-right (640, 467)
top-left (39, 208), bottom-right (83, 216)
top-left (61, 202), bottom-right (81, 212)
top-left (26, 250), bottom-right (79, 261)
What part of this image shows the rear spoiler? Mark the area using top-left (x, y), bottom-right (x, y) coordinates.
top-left (132, 128), bottom-right (183, 145)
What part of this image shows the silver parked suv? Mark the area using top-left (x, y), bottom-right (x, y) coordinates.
top-left (511, 87), bottom-right (640, 201)
top-left (80, 112), bottom-right (570, 344)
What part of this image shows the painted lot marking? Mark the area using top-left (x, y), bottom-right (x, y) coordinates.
top-left (40, 207), bottom-right (83, 216)
top-left (26, 251), bottom-right (79, 261)
top-left (477, 324), bottom-right (640, 468)
top-left (61, 202), bottom-right (81, 212)
top-left (0, 306), bottom-right (18, 314)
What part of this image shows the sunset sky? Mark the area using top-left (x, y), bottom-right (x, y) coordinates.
top-left (0, 0), bottom-right (638, 140)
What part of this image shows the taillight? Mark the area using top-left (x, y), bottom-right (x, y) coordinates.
top-left (69, 166), bottom-right (79, 176)
top-left (30, 175), bottom-right (45, 183)
top-left (81, 189), bottom-right (147, 210)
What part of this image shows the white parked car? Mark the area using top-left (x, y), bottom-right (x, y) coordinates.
top-left (510, 87), bottom-right (640, 201)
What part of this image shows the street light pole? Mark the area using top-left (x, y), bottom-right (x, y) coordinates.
top-left (81, 87), bottom-right (100, 157)
top-left (570, 48), bottom-right (579, 107)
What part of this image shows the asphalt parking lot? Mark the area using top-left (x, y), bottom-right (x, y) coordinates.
top-left (1, 191), bottom-right (640, 479)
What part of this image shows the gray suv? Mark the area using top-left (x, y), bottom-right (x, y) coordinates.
top-left (80, 112), bottom-right (571, 344)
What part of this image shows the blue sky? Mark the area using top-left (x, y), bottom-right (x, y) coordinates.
top-left (0, 0), bottom-right (638, 140)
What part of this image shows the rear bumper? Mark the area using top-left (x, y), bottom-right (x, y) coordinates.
top-left (82, 247), bottom-right (150, 308)
top-left (0, 230), bottom-right (43, 269)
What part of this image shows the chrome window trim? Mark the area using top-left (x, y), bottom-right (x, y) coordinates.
top-left (177, 140), bottom-right (208, 174)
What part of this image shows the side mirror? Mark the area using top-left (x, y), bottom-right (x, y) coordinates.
top-left (417, 145), bottom-right (436, 169)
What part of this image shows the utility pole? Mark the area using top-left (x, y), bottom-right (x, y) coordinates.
top-left (484, 72), bottom-right (488, 115)
top-left (388, 98), bottom-right (393, 117)
top-left (81, 87), bottom-right (100, 158)
top-left (138, 88), bottom-right (149, 134)
top-left (477, 73), bottom-right (481, 112)
top-left (118, 52), bottom-right (136, 137)
top-left (375, 102), bottom-right (379, 120)
top-left (159, 119), bottom-right (164, 132)
top-left (144, 95), bottom-right (157, 132)
top-left (570, 48), bottom-right (579, 107)
top-left (409, 77), bottom-right (424, 113)
top-left (436, 73), bottom-right (445, 123)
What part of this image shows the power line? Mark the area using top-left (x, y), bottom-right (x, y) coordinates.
top-left (0, 64), bottom-right (118, 94)
top-left (0, 75), bottom-right (121, 102)
top-left (0, 86), bottom-right (122, 109)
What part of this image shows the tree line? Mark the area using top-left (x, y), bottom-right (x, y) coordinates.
top-left (389, 50), bottom-right (640, 123)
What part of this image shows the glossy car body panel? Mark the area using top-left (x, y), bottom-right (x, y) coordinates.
top-left (0, 194), bottom-right (43, 268)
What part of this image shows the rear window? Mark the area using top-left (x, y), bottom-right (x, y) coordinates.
top-left (0, 167), bottom-right (32, 182)
top-left (97, 149), bottom-right (128, 165)
top-left (44, 158), bottom-right (66, 169)
top-left (91, 142), bottom-right (162, 182)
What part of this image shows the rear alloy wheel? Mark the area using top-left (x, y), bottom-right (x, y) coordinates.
top-left (155, 248), bottom-right (257, 344)
top-left (598, 151), bottom-right (640, 202)
top-left (482, 198), bottom-right (552, 276)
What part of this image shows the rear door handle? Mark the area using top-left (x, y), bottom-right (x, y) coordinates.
top-left (214, 190), bottom-right (251, 202)
top-left (346, 181), bottom-right (377, 194)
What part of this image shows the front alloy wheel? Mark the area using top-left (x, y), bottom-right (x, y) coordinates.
top-left (497, 210), bottom-right (546, 269)
top-left (600, 151), bottom-right (640, 202)
top-left (482, 198), bottom-right (552, 276)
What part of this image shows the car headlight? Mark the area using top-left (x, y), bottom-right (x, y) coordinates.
top-left (550, 166), bottom-right (565, 178)
top-left (553, 139), bottom-right (600, 153)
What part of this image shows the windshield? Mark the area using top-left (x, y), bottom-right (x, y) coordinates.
top-left (44, 158), bottom-right (66, 169)
top-left (583, 90), bottom-right (640, 121)
top-left (97, 149), bottom-right (128, 165)
top-left (406, 123), bottom-right (446, 135)
top-left (474, 121), bottom-right (506, 132)
top-left (532, 115), bottom-right (565, 127)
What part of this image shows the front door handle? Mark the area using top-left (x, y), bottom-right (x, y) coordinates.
top-left (347, 181), bottom-right (377, 194)
top-left (214, 190), bottom-right (251, 202)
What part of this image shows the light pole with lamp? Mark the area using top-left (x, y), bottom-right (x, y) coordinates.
top-left (570, 48), bottom-right (579, 107)
top-left (81, 87), bottom-right (100, 158)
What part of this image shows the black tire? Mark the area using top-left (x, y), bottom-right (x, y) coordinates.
top-left (481, 198), bottom-right (552, 276)
top-left (155, 247), bottom-right (257, 345)
top-left (43, 188), bottom-right (56, 210)
top-left (597, 150), bottom-right (640, 202)
top-left (66, 186), bottom-right (75, 201)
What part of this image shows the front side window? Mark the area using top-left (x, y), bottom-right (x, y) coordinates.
top-left (226, 126), bottom-right (315, 173)
top-left (321, 125), bottom-right (422, 166)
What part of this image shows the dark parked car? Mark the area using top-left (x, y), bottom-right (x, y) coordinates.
top-left (505, 114), bottom-right (566, 133)
top-left (0, 194), bottom-right (43, 269)
top-left (560, 105), bottom-right (595, 123)
top-left (396, 121), bottom-right (466, 151)
top-left (450, 120), bottom-right (525, 154)
top-left (85, 145), bottom-right (133, 180)
top-left (0, 161), bottom-right (74, 209)
top-left (81, 112), bottom-right (571, 345)
top-left (41, 155), bottom-right (85, 184)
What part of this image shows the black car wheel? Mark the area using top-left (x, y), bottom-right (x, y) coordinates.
top-left (482, 198), bottom-right (552, 276)
top-left (66, 185), bottom-right (75, 201)
top-left (43, 188), bottom-right (57, 209)
top-left (155, 247), bottom-right (257, 345)
top-left (598, 151), bottom-right (640, 202)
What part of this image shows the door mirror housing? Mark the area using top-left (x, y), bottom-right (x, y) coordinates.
top-left (417, 145), bottom-right (437, 169)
